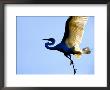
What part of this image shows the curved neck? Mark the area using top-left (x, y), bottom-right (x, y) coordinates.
top-left (45, 43), bottom-right (56, 50)
top-left (44, 38), bottom-right (56, 50)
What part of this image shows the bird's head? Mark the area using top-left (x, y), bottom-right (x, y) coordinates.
top-left (82, 47), bottom-right (91, 54)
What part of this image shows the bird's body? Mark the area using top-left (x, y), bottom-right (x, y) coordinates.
top-left (43, 16), bottom-right (91, 74)
top-left (62, 16), bottom-right (88, 58)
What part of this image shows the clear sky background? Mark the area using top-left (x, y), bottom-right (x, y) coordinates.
top-left (16, 16), bottom-right (94, 74)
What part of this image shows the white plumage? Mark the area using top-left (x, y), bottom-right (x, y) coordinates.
top-left (65, 16), bottom-right (88, 58)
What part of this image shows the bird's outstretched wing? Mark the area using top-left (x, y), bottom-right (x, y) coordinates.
top-left (62, 16), bottom-right (88, 49)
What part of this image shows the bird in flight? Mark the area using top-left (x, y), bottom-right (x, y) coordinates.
top-left (43, 16), bottom-right (91, 74)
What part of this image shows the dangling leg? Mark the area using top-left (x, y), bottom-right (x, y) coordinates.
top-left (74, 69), bottom-right (77, 75)
top-left (64, 54), bottom-right (73, 65)
top-left (64, 53), bottom-right (77, 75)
top-left (68, 54), bottom-right (73, 65)
top-left (67, 55), bottom-right (77, 75)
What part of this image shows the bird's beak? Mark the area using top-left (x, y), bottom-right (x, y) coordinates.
top-left (42, 39), bottom-right (49, 40)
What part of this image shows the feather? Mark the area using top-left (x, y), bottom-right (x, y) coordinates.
top-left (65, 16), bottom-right (88, 48)
top-left (64, 16), bottom-right (88, 59)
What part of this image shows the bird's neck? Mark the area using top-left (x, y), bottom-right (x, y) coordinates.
top-left (45, 42), bottom-right (56, 50)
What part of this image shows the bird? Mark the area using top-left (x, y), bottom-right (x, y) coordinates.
top-left (43, 16), bottom-right (91, 74)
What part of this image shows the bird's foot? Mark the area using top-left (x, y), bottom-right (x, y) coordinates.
top-left (72, 64), bottom-right (77, 75)
top-left (74, 68), bottom-right (77, 75)
top-left (70, 60), bottom-right (73, 65)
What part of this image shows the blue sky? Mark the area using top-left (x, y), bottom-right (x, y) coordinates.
top-left (16, 16), bottom-right (94, 74)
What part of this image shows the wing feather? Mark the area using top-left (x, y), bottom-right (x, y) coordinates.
top-left (64, 16), bottom-right (88, 48)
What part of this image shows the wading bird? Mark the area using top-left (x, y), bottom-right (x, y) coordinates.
top-left (43, 16), bottom-right (91, 74)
